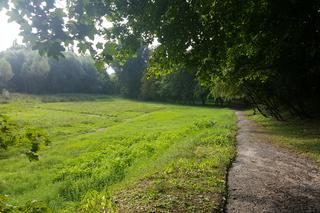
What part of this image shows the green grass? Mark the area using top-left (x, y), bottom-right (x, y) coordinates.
top-left (248, 112), bottom-right (320, 165)
top-left (0, 94), bottom-right (236, 212)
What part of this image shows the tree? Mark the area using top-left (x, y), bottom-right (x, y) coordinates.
top-left (116, 48), bottom-right (149, 98)
top-left (1, 46), bottom-right (115, 94)
top-left (21, 52), bottom-right (50, 93)
top-left (194, 84), bottom-right (210, 106)
top-left (3, 48), bottom-right (26, 91)
top-left (140, 68), bottom-right (209, 104)
top-left (157, 70), bottom-right (197, 103)
top-left (140, 74), bottom-right (160, 101)
top-left (3, 0), bottom-right (320, 118)
top-left (0, 59), bottom-right (13, 89)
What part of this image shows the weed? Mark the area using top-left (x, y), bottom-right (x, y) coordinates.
top-left (0, 94), bottom-right (236, 212)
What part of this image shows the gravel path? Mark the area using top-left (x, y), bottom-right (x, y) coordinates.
top-left (226, 112), bottom-right (320, 213)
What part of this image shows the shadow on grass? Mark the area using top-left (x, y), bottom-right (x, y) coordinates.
top-left (248, 113), bottom-right (320, 163)
top-left (40, 93), bottom-right (115, 103)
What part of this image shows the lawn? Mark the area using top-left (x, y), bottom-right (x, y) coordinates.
top-left (0, 94), bottom-right (236, 212)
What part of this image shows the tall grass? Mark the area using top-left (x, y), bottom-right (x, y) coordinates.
top-left (0, 94), bottom-right (236, 212)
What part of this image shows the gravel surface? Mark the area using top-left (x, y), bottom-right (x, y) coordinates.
top-left (226, 112), bottom-right (320, 213)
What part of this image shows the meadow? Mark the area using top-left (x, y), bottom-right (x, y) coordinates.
top-left (0, 94), bottom-right (236, 212)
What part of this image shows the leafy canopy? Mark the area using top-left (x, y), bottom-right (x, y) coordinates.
top-left (2, 0), bottom-right (320, 118)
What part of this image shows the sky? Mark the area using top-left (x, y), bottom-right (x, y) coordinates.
top-left (0, 0), bottom-right (65, 52)
top-left (0, 8), bottom-right (115, 73)
top-left (0, 10), bottom-right (22, 51)
top-left (0, 4), bottom-right (155, 74)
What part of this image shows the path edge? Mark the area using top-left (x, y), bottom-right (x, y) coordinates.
top-left (221, 111), bottom-right (240, 213)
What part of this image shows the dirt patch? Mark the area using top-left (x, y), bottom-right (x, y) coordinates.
top-left (226, 112), bottom-right (320, 212)
top-left (114, 176), bottom-right (222, 213)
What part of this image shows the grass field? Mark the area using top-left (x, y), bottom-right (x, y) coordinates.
top-left (0, 94), bottom-right (236, 212)
top-left (248, 112), bottom-right (320, 165)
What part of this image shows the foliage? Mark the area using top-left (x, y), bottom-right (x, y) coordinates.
top-left (114, 48), bottom-right (149, 98)
top-left (0, 59), bottom-right (13, 89)
top-left (20, 51), bottom-right (50, 93)
top-left (0, 94), bottom-right (235, 211)
top-left (106, 47), bottom-right (212, 104)
top-left (0, 194), bottom-right (50, 213)
top-left (80, 190), bottom-right (116, 213)
top-left (0, 114), bottom-right (50, 161)
top-left (1, 47), bottom-right (115, 94)
top-left (3, 0), bottom-right (319, 119)
top-left (1, 44), bottom-right (213, 105)
top-left (140, 69), bottom-right (210, 104)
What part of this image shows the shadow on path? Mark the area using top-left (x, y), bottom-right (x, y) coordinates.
top-left (226, 112), bottom-right (320, 213)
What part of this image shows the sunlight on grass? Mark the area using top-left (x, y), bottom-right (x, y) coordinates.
top-left (0, 94), bottom-right (236, 212)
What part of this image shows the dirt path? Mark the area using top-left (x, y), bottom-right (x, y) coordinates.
top-left (226, 111), bottom-right (320, 213)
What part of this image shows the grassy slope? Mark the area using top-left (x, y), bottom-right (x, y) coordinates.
top-left (0, 94), bottom-right (236, 212)
top-left (248, 112), bottom-right (320, 165)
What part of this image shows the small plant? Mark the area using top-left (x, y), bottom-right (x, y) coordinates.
top-left (24, 127), bottom-right (51, 161)
top-left (0, 194), bottom-right (51, 212)
top-left (0, 114), bottom-right (50, 161)
top-left (80, 190), bottom-right (116, 213)
top-left (193, 119), bottom-right (216, 129)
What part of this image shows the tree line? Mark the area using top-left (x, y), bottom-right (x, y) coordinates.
top-left (0, 45), bottom-right (216, 105)
top-left (0, 45), bottom-right (114, 94)
top-left (113, 48), bottom-right (212, 104)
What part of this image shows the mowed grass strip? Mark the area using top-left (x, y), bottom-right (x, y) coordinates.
top-left (0, 94), bottom-right (236, 212)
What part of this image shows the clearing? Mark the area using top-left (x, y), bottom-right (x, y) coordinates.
top-left (0, 94), bottom-right (236, 212)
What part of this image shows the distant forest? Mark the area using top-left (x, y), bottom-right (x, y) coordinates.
top-left (0, 45), bottom-right (112, 94)
top-left (0, 44), bottom-right (220, 105)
